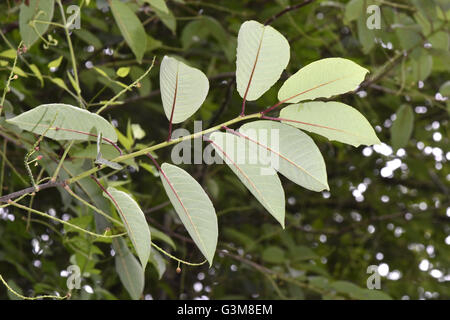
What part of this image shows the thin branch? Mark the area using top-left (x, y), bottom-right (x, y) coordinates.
top-left (0, 180), bottom-right (64, 203)
top-left (264, 0), bottom-right (316, 26)
top-left (96, 57), bottom-right (156, 114)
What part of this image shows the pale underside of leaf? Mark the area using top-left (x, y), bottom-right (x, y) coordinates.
top-left (160, 56), bottom-right (209, 124)
top-left (239, 121), bottom-right (329, 192)
top-left (209, 132), bottom-right (285, 227)
top-left (279, 101), bottom-right (381, 147)
top-left (236, 20), bottom-right (290, 101)
top-left (105, 187), bottom-right (151, 270)
top-left (159, 163), bottom-right (217, 265)
top-left (277, 57), bottom-right (369, 104)
top-left (6, 103), bottom-right (118, 143)
top-left (112, 238), bottom-right (145, 300)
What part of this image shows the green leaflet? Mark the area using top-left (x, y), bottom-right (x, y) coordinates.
top-left (110, 0), bottom-right (147, 63)
top-left (331, 281), bottom-right (392, 300)
top-left (48, 56), bottom-right (63, 69)
top-left (112, 238), bottom-right (145, 300)
top-left (279, 101), bottom-right (381, 147)
top-left (277, 58), bottom-right (369, 104)
top-left (236, 20), bottom-right (290, 101)
top-left (149, 250), bottom-right (166, 280)
top-left (143, 0), bottom-right (169, 14)
top-left (344, 0), bottom-right (364, 23)
top-left (116, 67), bottom-right (131, 78)
top-left (6, 104), bottom-right (117, 143)
top-left (209, 131), bottom-right (285, 227)
top-left (19, 0), bottom-right (55, 48)
top-left (144, 0), bottom-right (176, 33)
top-left (29, 64), bottom-right (44, 87)
top-left (262, 246), bottom-right (285, 264)
top-left (149, 226), bottom-right (176, 250)
top-left (440, 81), bottom-right (450, 97)
top-left (391, 104), bottom-right (414, 151)
top-left (239, 121), bottom-right (329, 192)
top-left (74, 29), bottom-right (103, 49)
top-left (160, 56), bottom-right (209, 124)
top-left (410, 53), bottom-right (433, 82)
top-left (160, 163), bottom-right (218, 265)
top-left (357, 14), bottom-right (375, 54)
top-left (105, 187), bottom-right (151, 270)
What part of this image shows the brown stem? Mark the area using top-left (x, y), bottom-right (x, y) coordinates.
top-left (264, 0), bottom-right (316, 26)
top-left (0, 180), bottom-right (65, 203)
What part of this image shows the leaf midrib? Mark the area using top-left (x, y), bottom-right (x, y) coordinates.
top-left (210, 138), bottom-right (278, 218)
top-left (236, 128), bottom-right (327, 188)
top-left (160, 166), bottom-right (209, 259)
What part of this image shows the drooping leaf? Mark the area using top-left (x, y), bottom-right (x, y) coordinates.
top-left (357, 14), bottom-right (375, 53)
top-left (29, 64), bottom-right (43, 87)
top-left (149, 226), bottom-right (176, 250)
top-left (48, 56), bottom-right (63, 69)
top-left (344, 0), bottom-right (364, 23)
top-left (391, 104), bottom-right (414, 151)
top-left (110, 0), bottom-right (147, 63)
top-left (155, 9), bottom-right (176, 34)
top-left (160, 56), bottom-right (209, 124)
top-left (112, 238), bottom-right (145, 300)
top-left (12, 67), bottom-right (28, 78)
top-left (239, 121), bottom-right (329, 192)
top-left (74, 29), bottom-right (103, 49)
top-left (277, 58), bottom-right (369, 104)
top-left (145, 0), bottom-right (176, 34)
top-left (149, 250), bottom-right (166, 280)
top-left (146, 35), bottom-right (163, 52)
top-left (279, 101), bottom-right (381, 147)
top-left (236, 20), bottom-right (290, 101)
top-left (143, 0), bottom-right (169, 14)
top-left (209, 131), bottom-right (285, 227)
top-left (104, 187), bottom-right (151, 269)
top-left (0, 49), bottom-right (17, 59)
top-left (19, 0), bottom-right (55, 48)
top-left (6, 103), bottom-right (118, 143)
top-left (159, 163), bottom-right (218, 265)
top-left (50, 77), bottom-right (69, 91)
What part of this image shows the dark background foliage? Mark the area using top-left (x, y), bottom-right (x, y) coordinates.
top-left (0, 0), bottom-right (449, 300)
